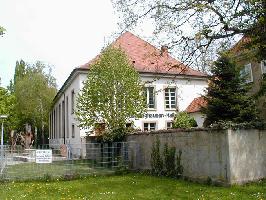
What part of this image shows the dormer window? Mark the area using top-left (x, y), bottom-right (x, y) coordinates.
top-left (241, 63), bottom-right (253, 83)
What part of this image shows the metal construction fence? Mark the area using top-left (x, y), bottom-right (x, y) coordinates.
top-left (0, 142), bottom-right (129, 181)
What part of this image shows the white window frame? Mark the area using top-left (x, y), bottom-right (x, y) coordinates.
top-left (144, 86), bottom-right (156, 109)
top-left (143, 122), bottom-right (157, 131)
top-left (166, 121), bottom-right (173, 130)
top-left (261, 60), bottom-right (266, 75)
top-left (241, 63), bottom-right (253, 83)
top-left (164, 87), bottom-right (177, 110)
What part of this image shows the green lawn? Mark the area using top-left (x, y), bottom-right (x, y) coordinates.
top-left (0, 173), bottom-right (265, 200)
top-left (4, 160), bottom-right (115, 180)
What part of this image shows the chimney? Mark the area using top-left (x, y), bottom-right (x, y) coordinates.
top-left (161, 45), bottom-right (168, 56)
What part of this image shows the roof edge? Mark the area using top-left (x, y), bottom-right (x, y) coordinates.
top-left (52, 68), bottom-right (89, 107)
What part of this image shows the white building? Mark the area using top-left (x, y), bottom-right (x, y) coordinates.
top-left (185, 96), bottom-right (207, 127)
top-left (49, 32), bottom-right (208, 152)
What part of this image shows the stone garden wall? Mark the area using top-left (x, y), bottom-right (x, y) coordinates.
top-left (126, 129), bottom-right (266, 185)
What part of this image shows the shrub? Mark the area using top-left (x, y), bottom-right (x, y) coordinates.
top-left (150, 137), bottom-right (163, 176)
top-left (173, 112), bottom-right (197, 128)
top-left (150, 139), bottom-right (184, 178)
top-left (163, 143), bottom-right (176, 177)
top-left (176, 150), bottom-right (183, 177)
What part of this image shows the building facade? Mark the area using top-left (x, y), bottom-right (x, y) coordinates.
top-left (231, 37), bottom-right (266, 121)
top-left (185, 97), bottom-right (207, 127)
top-left (49, 32), bottom-right (208, 154)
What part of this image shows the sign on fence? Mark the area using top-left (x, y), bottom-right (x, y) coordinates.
top-left (36, 150), bottom-right (52, 163)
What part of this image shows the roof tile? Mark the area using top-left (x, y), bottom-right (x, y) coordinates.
top-left (80, 31), bottom-right (207, 77)
top-left (185, 97), bottom-right (207, 113)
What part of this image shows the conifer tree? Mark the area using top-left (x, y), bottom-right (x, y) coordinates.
top-left (203, 54), bottom-right (259, 127)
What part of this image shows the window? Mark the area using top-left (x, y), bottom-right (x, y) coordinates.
top-left (144, 87), bottom-right (155, 109)
top-left (59, 104), bottom-right (61, 138)
top-left (261, 60), bottom-right (266, 74)
top-left (165, 88), bottom-right (176, 109)
top-left (49, 113), bottom-right (52, 139)
top-left (143, 122), bottom-right (156, 131)
top-left (241, 63), bottom-right (253, 83)
top-left (166, 122), bottom-right (173, 130)
top-left (66, 96), bottom-right (69, 138)
top-left (62, 100), bottom-right (65, 139)
top-left (126, 123), bottom-right (133, 128)
top-left (71, 124), bottom-right (75, 138)
top-left (53, 109), bottom-right (55, 139)
top-left (71, 90), bottom-right (75, 114)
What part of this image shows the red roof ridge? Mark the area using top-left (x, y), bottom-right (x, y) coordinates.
top-left (185, 96), bottom-right (207, 113)
top-left (80, 31), bottom-right (207, 77)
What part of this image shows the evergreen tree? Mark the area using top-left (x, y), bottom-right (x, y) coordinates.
top-left (203, 54), bottom-right (259, 127)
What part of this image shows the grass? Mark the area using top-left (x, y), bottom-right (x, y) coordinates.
top-left (4, 159), bottom-right (115, 180)
top-left (0, 173), bottom-right (265, 199)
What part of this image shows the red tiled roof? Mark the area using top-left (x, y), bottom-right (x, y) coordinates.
top-left (80, 31), bottom-right (207, 77)
top-left (185, 97), bottom-right (207, 113)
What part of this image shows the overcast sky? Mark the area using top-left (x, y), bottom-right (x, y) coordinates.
top-left (0, 0), bottom-right (154, 89)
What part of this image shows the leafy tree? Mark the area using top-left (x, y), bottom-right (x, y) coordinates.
top-left (0, 26), bottom-right (5, 36)
top-left (113, 0), bottom-right (266, 69)
top-left (172, 112), bottom-right (197, 128)
top-left (0, 87), bottom-right (14, 115)
top-left (14, 61), bottom-right (57, 144)
top-left (0, 86), bottom-right (16, 144)
top-left (203, 54), bottom-right (259, 127)
top-left (8, 60), bottom-right (27, 93)
top-left (76, 47), bottom-right (146, 141)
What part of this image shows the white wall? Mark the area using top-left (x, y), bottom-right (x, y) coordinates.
top-left (50, 71), bottom-right (207, 146)
top-left (49, 71), bottom-right (87, 151)
top-left (227, 129), bottom-right (266, 184)
top-left (189, 112), bottom-right (206, 127)
top-left (133, 74), bottom-right (207, 130)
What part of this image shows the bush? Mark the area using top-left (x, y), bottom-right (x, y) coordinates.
top-left (173, 112), bottom-right (197, 128)
top-left (150, 137), bottom-right (163, 176)
top-left (150, 138), bottom-right (183, 178)
top-left (163, 143), bottom-right (176, 177)
top-left (176, 150), bottom-right (183, 177)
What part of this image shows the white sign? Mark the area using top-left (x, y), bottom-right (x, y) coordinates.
top-left (36, 150), bottom-right (52, 163)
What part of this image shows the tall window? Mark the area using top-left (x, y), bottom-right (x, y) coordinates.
top-left (261, 60), bottom-right (266, 75)
top-left (62, 100), bottom-right (65, 140)
top-left (53, 109), bottom-right (55, 139)
top-left (143, 122), bottom-right (156, 131)
top-left (71, 90), bottom-right (75, 114)
top-left (241, 63), bottom-right (253, 83)
top-left (144, 87), bottom-right (155, 109)
top-left (59, 104), bottom-right (61, 138)
top-left (49, 113), bottom-right (52, 139)
top-left (165, 88), bottom-right (176, 109)
top-left (72, 124), bottom-right (75, 138)
top-left (66, 96), bottom-right (69, 138)
top-left (56, 106), bottom-right (59, 139)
